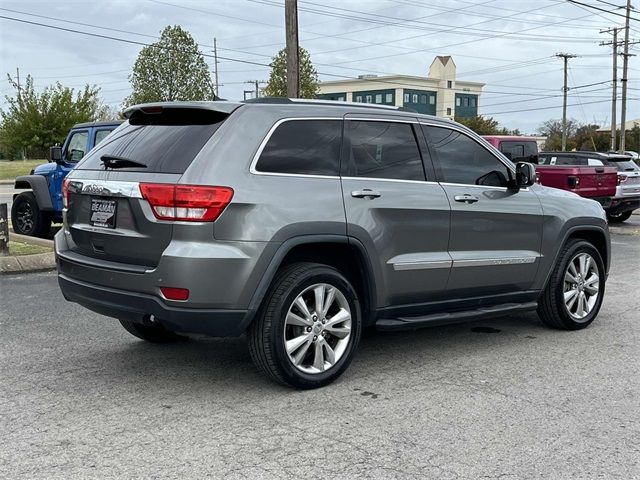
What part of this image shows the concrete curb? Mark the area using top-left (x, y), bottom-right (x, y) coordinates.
top-left (0, 179), bottom-right (14, 185)
top-left (9, 231), bottom-right (54, 248)
top-left (1, 232), bottom-right (55, 274)
top-left (0, 252), bottom-right (55, 274)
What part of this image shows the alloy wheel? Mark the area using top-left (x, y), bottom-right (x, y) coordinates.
top-left (16, 201), bottom-right (34, 233)
top-left (283, 283), bottom-right (352, 374)
top-left (563, 252), bottom-right (600, 321)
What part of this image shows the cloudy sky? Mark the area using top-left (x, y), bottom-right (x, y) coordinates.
top-left (0, 0), bottom-right (638, 134)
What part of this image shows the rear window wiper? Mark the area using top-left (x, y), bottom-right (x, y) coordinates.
top-left (101, 155), bottom-right (147, 169)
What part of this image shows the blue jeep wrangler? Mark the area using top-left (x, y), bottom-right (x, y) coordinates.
top-left (12, 121), bottom-right (121, 237)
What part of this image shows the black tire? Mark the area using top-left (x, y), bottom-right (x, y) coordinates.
top-left (118, 319), bottom-right (187, 343)
top-left (606, 210), bottom-right (632, 223)
top-left (538, 239), bottom-right (605, 330)
top-left (248, 262), bottom-right (362, 389)
top-left (11, 191), bottom-right (51, 237)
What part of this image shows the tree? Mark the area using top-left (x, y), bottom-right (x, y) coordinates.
top-left (263, 46), bottom-right (319, 98)
top-left (455, 115), bottom-right (520, 135)
top-left (573, 124), bottom-right (609, 152)
top-left (0, 75), bottom-right (105, 159)
top-left (537, 118), bottom-right (579, 151)
top-left (126, 25), bottom-right (215, 106)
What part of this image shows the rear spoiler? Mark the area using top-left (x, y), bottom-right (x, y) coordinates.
top-left (123, 101), bottom-right (244, 125)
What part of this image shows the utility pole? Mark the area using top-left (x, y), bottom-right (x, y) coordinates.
top-left (600, 28), bottom-right (621, 151)
top-left (556, 53), bottom-right (577, 151)
top-left (245, 80), bottom-right (266, 99)
top-left (284, 0), bottom-right (299, 98)
top-left (619, 0), bottom-right (632, 152)
top-left (213, 37), bottom-right (219, 99)
top-left (16, 67), bottom-right (21, 98)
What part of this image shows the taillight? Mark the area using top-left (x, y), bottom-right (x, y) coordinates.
top-left (139, 183), bottom-right (233, 222)
top-left (62, 178), bottom-right (70, 208)
top-left (617, 174), bottom-right (627, 185)
top-left (567, 176), bottom-right (580, 189)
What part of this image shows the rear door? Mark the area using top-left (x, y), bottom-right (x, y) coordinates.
top-left (340, 116), bottom-right (451, 307)
top-left (421, 123), bottom-right (543, 298)
top-left (65, 107), bottom-right (230, 267)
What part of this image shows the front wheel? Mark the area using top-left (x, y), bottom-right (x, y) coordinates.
top-left (11, 191), bottom-right (51, 237)
top-left (538, 239), bottom-right (605, 330)
top-left (606, 210), bottom-right (632, 223)
top-left (248, 262), bottom-right (362, 389)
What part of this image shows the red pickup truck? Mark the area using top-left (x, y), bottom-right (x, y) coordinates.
top-left (482, 136), bottom-right (617, 207)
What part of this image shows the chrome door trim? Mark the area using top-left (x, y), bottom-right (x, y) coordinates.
top-left (392, 260), bottom-right (453, 271)
top-left (452, 256), bottom-right (539, 268)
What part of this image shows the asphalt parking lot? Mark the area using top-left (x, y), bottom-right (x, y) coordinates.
top-left (1, 222), bottom-right (639, 479)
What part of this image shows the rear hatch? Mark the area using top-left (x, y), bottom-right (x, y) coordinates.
top-left (606, 156), bottom-right (640, 196)
top-left (64, 104), bottom-right (238, 267)
top-left (536, 165), bottom-right (617, 198)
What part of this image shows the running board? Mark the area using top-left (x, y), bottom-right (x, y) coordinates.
top-left (376, 302), bottom-right (538, 331)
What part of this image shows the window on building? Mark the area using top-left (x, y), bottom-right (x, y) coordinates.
top-left (456, 97), bottom-right (461, 107)
top-left (256, 120), bottom-right (342, 176)
top-left (412, 94), bottom-right (418, 103)
top-left (356, 96), bottom-right (362, 102)
top-left (385, 93), bottom-right (393, 103)
top-left (338, 96), bottom-right (345, 101)
top-left (423, 126), bottom-right (510, 187)
top-left (345, 121), bottom-right (425, 181)
top-left (403, 93), bottom-right (410, 103)
top-left (470, 97), bottom-right (476, 107)
top-left (447, 80), bottom-right (453, 88)
top-left (446, 108), bottom-right (452, 115)
top-left (429, 95), bottom-right (435, 105)
top-left (463, 97), bottom-right (469, 107)
top-left (365, 95), bottom-right (372, 103)
top-left (375, 93), bottom-right (382, 103)
top-left (420, 95), bottom-right (427, 104)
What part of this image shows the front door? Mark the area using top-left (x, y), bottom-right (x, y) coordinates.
top-left (341, 117), bottom-right (451, 308)
top-left (421, 124), bottom-right (543, 298)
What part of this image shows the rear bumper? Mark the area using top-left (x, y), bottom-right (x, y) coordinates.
top-left (58, 273), bottom-right (250, 336)
top-left (607, 197), bottom-right (640, 215)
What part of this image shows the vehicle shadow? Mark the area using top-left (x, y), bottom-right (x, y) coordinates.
top-left (68, 311), bottom-right (549, 393)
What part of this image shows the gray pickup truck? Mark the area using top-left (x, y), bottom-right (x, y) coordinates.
top-left (55, 100), bottom-right (610, 389)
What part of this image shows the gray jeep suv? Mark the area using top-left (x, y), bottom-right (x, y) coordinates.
top-left (56, 99), bottom-right (610, 389)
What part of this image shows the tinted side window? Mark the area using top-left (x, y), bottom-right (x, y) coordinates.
top-left (94, 129), bottom-right (114, 146)
top-left (65, 131), bottom-right (89, 163)
top-left (423, 126), bottom-right (511, 187)
top-left (345, 121), bottom-right (425, 181)
top-left (500, 141), bottom-right (538, 163)
top-left (256, 120), bottom-right (342, 176)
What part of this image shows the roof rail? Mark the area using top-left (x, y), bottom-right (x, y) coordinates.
top-left (242, 97), bottom-right (415, 112)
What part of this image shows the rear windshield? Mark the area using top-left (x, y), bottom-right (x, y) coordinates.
top-left (499, 141), bottom-right (538, 163)
top-left (76, 115), bottom-right (224, 173)
top-left (607, 158), bottom-right (639, 172)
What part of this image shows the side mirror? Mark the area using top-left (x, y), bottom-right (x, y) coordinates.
top-left (515, 162), bottom-right (536, 188)
top-left (50, 146), bottom-right (62, 163)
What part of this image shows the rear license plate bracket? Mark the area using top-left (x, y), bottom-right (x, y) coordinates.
top-left (90, 198), bottom-right (117, 228)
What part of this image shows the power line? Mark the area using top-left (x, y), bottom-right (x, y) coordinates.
top-left (566, 0), bottom-right (640, 22)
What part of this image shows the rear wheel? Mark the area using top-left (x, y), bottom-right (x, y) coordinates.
top-left (606, 210), bottom-right (632, 223)
top-left (11, 192), bottom-right (51, 237)
top-left (248, 262), bottom-right (362, 389)
top-left (538, 239), bottom-right (605, 330)
top-left (119, 319), bottom-right (186, 343)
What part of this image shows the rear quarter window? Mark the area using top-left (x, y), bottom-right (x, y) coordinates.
top-left (255, 119), bottom-right (342, 176)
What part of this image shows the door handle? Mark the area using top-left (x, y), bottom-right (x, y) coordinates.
top-left (351, 189), bottom-right (381, 199)
top-left (454, 194), bottom-right (479, 204)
